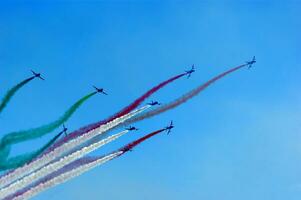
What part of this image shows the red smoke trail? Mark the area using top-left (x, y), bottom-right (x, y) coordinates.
top-left (49, 73), bottom-right (185, 150)
top-left (124, 63), bottom-right (248, 125)
top-left (118, 128), bottom-right (165, 154)
top-left (7, 129), bottom-right (165, 200)
top-left (55, 128), bottom-right (165, 175)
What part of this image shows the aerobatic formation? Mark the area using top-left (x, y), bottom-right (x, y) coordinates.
top-left (0, 58), bottom-right (255, 200)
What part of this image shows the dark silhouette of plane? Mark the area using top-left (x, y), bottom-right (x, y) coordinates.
top-left (165, 121), bottom-right (174, 134)
top-left (31, 70), bottom-right (45, 80)
top-left (120, 145), bottom-right (133, 152)
top-left (148, 101), bottom-right (161, 106)
top-left (62, 124), bottom-right (68, 136)
top-left (185, 65), bottom-right (195, 78)
top-left (93, 86), bottom-right (108, 95)
top-left (126, 126), bottom-right (138, 131)
top-left (56, 124), bottom-right (68, 138)
top-left (246, 56), bottom-right (256, 69)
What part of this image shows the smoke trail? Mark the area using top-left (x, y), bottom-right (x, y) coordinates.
top-left (5, 128), bottom-right (165, 200)
top-left (0, 76), bottom-right (35, 114)
top-left (0, 105), bottom-right (150, 189)
top-left (0, 92), bottom-right (97, 166)
top-left (124, 64), bottom-right (248, 125)
top-left (0, 130), bottom-right (129, 197)
top-left (0, 130), bottom-right (64, 171)
top-left (5, 152), bottom-right (122, 200)
top-left (51, 73), bottom-right (185, 150)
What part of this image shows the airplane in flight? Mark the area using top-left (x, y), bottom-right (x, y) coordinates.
top-left (120, 145), bottom-right (133, 152)
top-left (185, 65), bottom-right (195, 78)
top-left (93, 86), bottom-right (108, 95)
top-left (165, 121), bottom-right (174, 134)
top-left (246, 56), bottom-right (256, 69)
top-left (62, 124), bottom-right (68, 136)
top-left (126, 126), bottom-right (139, 131)
top-left (148, 101), bottom-right (161, 106)
top-left (55, 124), bottom-right (68, 138)
top-left (31, 70), bottom-right (45, 80)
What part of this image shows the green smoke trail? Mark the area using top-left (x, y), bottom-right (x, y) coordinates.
top-left (0, 76), bottom-right (35, 114)
top-left (0, 129), bottom-right (64, 170)
top-left (0, 91), bottom-right (97, 166)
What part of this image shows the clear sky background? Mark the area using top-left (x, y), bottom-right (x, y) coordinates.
top-left (0, 1), bottom-right (300, 200)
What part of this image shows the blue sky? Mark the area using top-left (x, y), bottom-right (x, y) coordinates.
top-left (0, 1), bottom-right (300, 200)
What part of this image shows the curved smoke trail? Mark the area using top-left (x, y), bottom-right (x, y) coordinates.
top-left (87, 63), bottom-right (248, 148)
top-left (5, 128), bottom-right (165, 200)
top-left (0, 129), bottom-right (64, 171)
top-left (0, 92), bottom-right (97, 168)
top-left (124, 64), bottom-right (248, 125)
top-left (50, 73), bottom-right (185, 150)
top-left (0, 76), bottom-right (35, 114)
top-left (0, 105), bottom-right (150, 189)
top-left (0, 130), bottom-right (129, 198)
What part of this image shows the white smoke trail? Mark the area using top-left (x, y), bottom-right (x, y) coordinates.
top-left (0, 105), bottom-right (150, 189)
top-left (0, 130), bottom-right (129, 199)
top-left (10, 151), bottom-right (123, 200)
